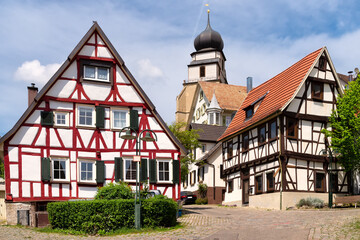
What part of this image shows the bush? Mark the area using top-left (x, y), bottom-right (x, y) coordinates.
top-left (195, 198), bottom-right (208, 205)
top-left (198, 183), bottom-right (207, 198)
top-left (95, 182), bottom-right (133, 200)
top-left (296, 197), bottom-right (324, 208)
top-left (48, 198), bottom-right (177, 234)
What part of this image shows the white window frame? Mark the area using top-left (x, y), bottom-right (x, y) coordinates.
top-left (124, 158), bottom-right (137, 182)
top-left (51, 157), bottom-right (69, 182)
top-left (78, 159), bottom-right (96, 183)
top-left (111, 108), bottom-right (129, 130)
top-left (77, 105), bottom-right (95, 128)
top-left (54, 111), bottom-right (70, 127)
top-left (83, 65), bottom-right (110, 82)
top-left (157, 159), bottom-right (172, 183)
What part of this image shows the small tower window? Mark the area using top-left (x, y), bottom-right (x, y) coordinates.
top-left (318, 56), bottom-right (327, 71)
top-left (200, 66), bottom-right (206, 78)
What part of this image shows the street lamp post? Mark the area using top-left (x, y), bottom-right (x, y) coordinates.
top-left (120, 127), bottom-right (157, 229)
top-left (320, 148), bottom-right (334, 208)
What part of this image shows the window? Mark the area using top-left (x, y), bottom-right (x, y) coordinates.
top-left (269, 119), bottom-right (277, 140)
top-left (125, 159), bottom-right (137, 181)
top-left (78, 106), bottom-right (94, 127)
top-left (258, 125), bottom-right (266, 144)
top-left (202, 144), bottom-right (206, 153)
top-left (52, 158), bottom-right (68, 181)
top-left (227, 141), bottom-right (233, 158)
top-left (245, 107), bottom-right (253, 119)
top-left (255, 175), bottom-right (263, 194)
top-left (158, 161), bottom-right (170, 182)
top-left (198, 166), bottom-right (205, 182)
top-left (315, 172), bottom-right (325, 192)
top-left (112, 109), bottom-right (128, 129)
top-left (54, 112), bottom-right (69, 127)
top-left (190, 170), bottom-right (196, 185)
top-left (312, 82), bottom-right (323, 100)
top-left (196, 109), bottom-right (200, 120)
top-left (215, 113), bottom-right (220, 125)
top-left (228, 180), bottom-right (233, 193)
top-left (243, 132), bottom-right (249, 151)
top-left (201, 103), bottom-right (206, 115)
top-left (267, 172), bottom-right (275, 192)
top-left (209, 113), bottom-right (214, 124)
top-left (318, 56), bottom-right (327, 71)
top-left (199, 90), bottom-right (204, 100)
top-left (84, 65), bottom-right (110, 82)
top-left (200, 66), bottom-right (205, 77)
top-left (287, 117), bottom-right (298, 139)
top-left (79, 160), bottom-right (95, 182)
top-left (226, 116), bottom-right (231, 126)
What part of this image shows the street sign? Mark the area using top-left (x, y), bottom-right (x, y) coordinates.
top-left (133, 155), bottom-right (141, 162)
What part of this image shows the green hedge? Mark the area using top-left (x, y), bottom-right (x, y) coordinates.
top-left (47, 198), bottom-right (177, 234)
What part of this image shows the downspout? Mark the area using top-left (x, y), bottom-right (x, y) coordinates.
top-left (208, 163), bottom-right (216, 201)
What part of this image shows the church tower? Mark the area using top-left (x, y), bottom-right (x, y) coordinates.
top-left (176, 11), bottom-right (227, 126)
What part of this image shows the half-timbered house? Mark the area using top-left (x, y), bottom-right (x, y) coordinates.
top-left (0, 22), bottom-right (185, 225)
top-left (218, 47), bottom-right (352, 209)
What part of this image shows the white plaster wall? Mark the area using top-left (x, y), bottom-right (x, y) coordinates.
top-left (87, 34), bottom-right (95, 44)
top-left (71, 163), bottom-right (76, 180)
top-left (116, 66), bottom-right (130, 84)
top-left (50, 101), bottom-right (73, 110)
top-left (302, 120), bottom-right (312, 140)
top-left (61, 61), bottom-right (77, 79)
top-left (323, 84), bottom-right (332, 101)
top-left (156, 132), bottom-right (177, 150)
top-left (307, 101), bottom-right (332, 116)
top-left (193, 93), bottom-right (208, 124)
top-left (52, 184), bottom-right (60, 197)
top-left (296, 84), bottom-right (305, 97)
top-left (78, 129), bottom-right (94, 148)
top-left (22, 155), bottom-right (41, 181)
top-left (224, 187), bottom-right (242, 203)
top-left (83, 83), bottom-right (111, 101)
top-left (25, 110), bottom-right (41, 124)
top-left (62, 184), bottom-right (70, 197)
top-left (78, 151), bottom-right (96, 158)
top-left (117, 85), bottom-right (144, 103)
top-left (50, 150), bottom-right (68, 157)
top-left (79, 46), bottom-right (95, 57)
top-left (100, 131), bottom-right (113, 149)
top-left (206, 64), bottom-right (217, 79)
top-left (49, 129), bottom-right (62, 147)
top-left (326, 72), bottom-right (335, 81)
top-left (46, 80), bottom-right (76, 98)
top-left (9, 127), bottom-right (38, 145)
top-left (286, 99), bottom-right (300, 113)
top-left (71, 182), bottom-right (76, 197)
top-left (148, 117), bottom-right (162, 131)
top-left (297, 169), bottom-right (307, 190)
top-left (194, 52), bottom-right (215, 60)
top-left (22, 148), bottom-right (41, 154)
top-left (44, 184), bottom-right (49, 197)
top-left (105, 163), bottom-right (114, 179)
top-left (97, 47), bottom-right (113, 58)
top-left (11, 182), bottom-right (19, 198)
top-left (57, 129), bottom-right (73, 148)
top-left (8, 147), bottom-right (18, 162)
top-left (10, 165), bottom-right (18, 179)
top-left (33, 183), bottom-right (41, 197)
top-left (188, 67), bottom-right (198, 81)
top-left (79, 186), bottom-right (96, 198)
top-left (22, 182), bottom-right (30, 197)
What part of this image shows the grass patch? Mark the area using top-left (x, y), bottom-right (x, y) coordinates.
top-left (340, 218), bottom-right (360, 239)
top-left (35, 222), bottom-right (183, 236)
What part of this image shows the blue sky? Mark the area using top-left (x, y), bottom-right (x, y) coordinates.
top-left (1, 0), bottom-right (360, 136)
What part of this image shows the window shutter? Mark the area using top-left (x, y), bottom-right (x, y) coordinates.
top-left (41, 111), bottom-right (54, 126)
top-left (115, 157), bottom-right (123, 182)
top-left (140, 158), bottom-right (148, 182)
top-left (220, 164), bottom-right (224, 179)
top-left (172, 160), bottom-right (180, 184)
top-left (130, 109), bottom-right (139, 131)
top-left (149, 159), bottom-right (157, 184)
top-left (96, 161), bottom-right (105, 184)
top-left (96, 106), bottom-right (105, 128)
top-left (41, 157), bottom-right (51, 181)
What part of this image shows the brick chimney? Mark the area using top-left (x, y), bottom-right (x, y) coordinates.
top-left (27, 83), bottom-right (38, 106)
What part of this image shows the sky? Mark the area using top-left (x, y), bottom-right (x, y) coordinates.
top-left (1, 0), bottom-right (360, 136)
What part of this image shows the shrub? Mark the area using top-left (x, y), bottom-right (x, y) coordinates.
top-left (195, 198), bottom-right (208, 205)
top-left (48, 198), bottom-right (177, 234)
top-left (198, 183), bottom-right (207, 198)
top-left (95, 182), bottom-right (133, 200)
top-left (296, 197), bottom-right (324, 208)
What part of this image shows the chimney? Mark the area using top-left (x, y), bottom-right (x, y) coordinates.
top-left (348, 71), bottom-right (353, 82)
top-left (247, 77), bottom-right (253, 93)
top-left (27, 83), bottom-right (38, 106)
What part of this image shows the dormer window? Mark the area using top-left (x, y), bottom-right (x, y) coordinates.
top-left (200, 66), bottom-right (205, 78)
top-left (245, 107), bottom-right (253, 119)
top-left (80, 59), bottom-right (113, 84)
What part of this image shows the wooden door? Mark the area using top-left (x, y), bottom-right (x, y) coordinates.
top-left (243, 179), bottom-right (249, 204)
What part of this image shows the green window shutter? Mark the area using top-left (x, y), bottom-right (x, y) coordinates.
top-left (130, 109), bottom-right (139, 131)
top-left (41, 111), bottom-right (54, 126)
top-left (149, 159), bottom-right (157, 184)
top-left (96, 161), bottom-right (105, 184)
top-left (115, 157), bottom-right (123, 182)
top-left (172, 160), bottom-right (180, 184)
top-left (41, 157), bottom-right (51, 181)
top-left (96, 106), bottom-right (105, 128)
top-left (140, 158), bottom-right (148, 182)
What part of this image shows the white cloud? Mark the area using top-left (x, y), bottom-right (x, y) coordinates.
top-left (136, 59), bottom-right (164, 79)
top-left (14, 60), bottom-right (61, 85)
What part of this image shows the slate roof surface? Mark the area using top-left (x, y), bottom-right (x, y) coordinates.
top-left (190, 123), bottom-right (227, 142)
top-left (219, 47), bottom-right (324, 141)
top-left (198, 81), bottom-right (247, 111)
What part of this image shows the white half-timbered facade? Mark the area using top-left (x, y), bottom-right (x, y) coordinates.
top-left (0, 22), bottom-right (185, 225)
top-left (219, 47), bottom-right (352, 209)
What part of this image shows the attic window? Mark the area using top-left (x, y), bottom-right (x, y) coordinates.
top-left (80, 59), bottom-right (113, 84)
top-left (311, 81), bottom-right (323, 100)
top-left (318, 56), bottom-right (327, 71)
top-left (245, 107), bottom-right (253, 119)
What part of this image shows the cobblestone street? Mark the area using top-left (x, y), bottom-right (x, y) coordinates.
top-left (0, 205), bottom-right (359, 240)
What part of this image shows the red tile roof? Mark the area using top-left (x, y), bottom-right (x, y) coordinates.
top-left (198, 81), bottom-right (247, 111)
top-left (219, 47), bottom-right (324, 141)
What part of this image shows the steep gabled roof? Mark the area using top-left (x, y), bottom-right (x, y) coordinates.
top-left (219, 47), bottom-right (342, 141)
top-left (198, 81), bottom-right (247, 111)
top-left (0, 22), bottom-right (186, 155)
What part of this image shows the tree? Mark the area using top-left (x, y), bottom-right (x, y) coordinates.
top-left (323, 73), bottom-right (360, 171)
top-left (168, 122), bottom-right (201, 182)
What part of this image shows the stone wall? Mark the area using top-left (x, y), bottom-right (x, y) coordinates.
top-left (6, 202), bottom-right (36, 226)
